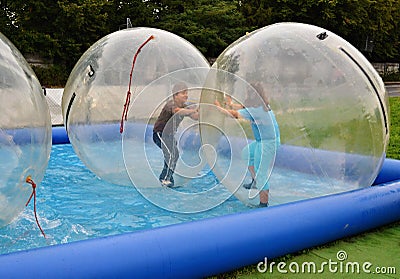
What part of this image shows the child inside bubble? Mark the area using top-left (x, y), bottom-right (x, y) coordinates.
top-left (152, 82), bottom-right (199, 188)
top-left (215, 82), bottom-right (280, 207)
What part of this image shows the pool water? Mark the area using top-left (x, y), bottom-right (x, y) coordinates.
top-left (0, 144), bottom-right (352, 255)
top-left (0, 144), bottom-right (251, 255)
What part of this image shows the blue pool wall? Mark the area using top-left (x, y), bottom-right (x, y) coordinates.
top-left (52, 125), bottom-right (71, 144)
top-left (0, 126), bottom-right (399, 278)
top-left (1, 180), bottom-right (399, 278)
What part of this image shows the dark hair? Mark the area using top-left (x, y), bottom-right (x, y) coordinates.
top-left (251, 82), bottom-right (265, 96)
top-left (244, 82), bottom-right (265, 107)
top-left (172, 82), bottom-right (188, 96)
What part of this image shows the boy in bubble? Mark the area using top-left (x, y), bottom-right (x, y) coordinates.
top-left (215, 83), bottom-right (280, 207)
top-left (153, 82), bottom-right (199, 188)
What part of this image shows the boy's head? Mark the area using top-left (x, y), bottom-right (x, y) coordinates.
top-left (172, 82), bottom-right (188, 107)
top-left (172, 82), bottom-right (188, 97)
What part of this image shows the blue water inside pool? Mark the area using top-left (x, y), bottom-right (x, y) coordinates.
top-left (0, 143), bottom-right (353, 255)
top-left (0, 144), bottom-right (250, 255)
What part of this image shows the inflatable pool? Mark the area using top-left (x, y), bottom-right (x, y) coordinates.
top-left (0, 126), bottom-right (399, 278)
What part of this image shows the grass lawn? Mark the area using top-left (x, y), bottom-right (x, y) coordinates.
top-left (210, 97), bottom-right (400, 278)
top-left (215, 221), bottom-right (400, 278)
top-left (387, 97), bottom-right (400, 160)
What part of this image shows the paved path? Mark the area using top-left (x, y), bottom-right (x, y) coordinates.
top-left (386, 82), bottom-right (400, 97)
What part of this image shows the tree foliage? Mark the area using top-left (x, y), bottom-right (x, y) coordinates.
top-left (0, 0), bottom-right (399, 86)
top-left (153, 0), bottom-right (247, 57)
top-left (238, 0), bottom-right (400, 62)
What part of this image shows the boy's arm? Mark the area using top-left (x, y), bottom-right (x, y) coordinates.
top-left (173, 107), bottom-right (198, 118)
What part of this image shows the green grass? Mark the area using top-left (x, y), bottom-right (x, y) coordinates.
top-left (211, 221), bottom-right (400, 279)
top-left (387, 97), bottom-right (400, 159)
top-left (276, 97), bottom-right (388, 155)
top-left (209, 97), bottom-right (400, 278)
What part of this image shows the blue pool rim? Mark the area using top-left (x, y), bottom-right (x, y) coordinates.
top-left (1, 126), bottom-right (399, 278)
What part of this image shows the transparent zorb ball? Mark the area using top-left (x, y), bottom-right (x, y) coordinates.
top-left (0, 33), bottom-right (51, 227)
top-left (210, 22), bottom-right (388, 205)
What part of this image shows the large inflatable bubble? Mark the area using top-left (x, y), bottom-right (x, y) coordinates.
top-left (201, 22), bottom-right (389, 205)
top-left (62, 27), bottom-right (210, 186)
top-left (0, 33), bottom-right (52, 227)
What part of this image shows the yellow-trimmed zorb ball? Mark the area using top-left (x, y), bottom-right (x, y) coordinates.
top-left (0, 33), bottom-right (51, 227)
